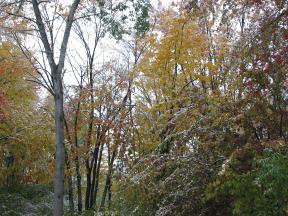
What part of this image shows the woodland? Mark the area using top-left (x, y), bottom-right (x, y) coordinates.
top-left (0, 0), bottom-right (287, 215)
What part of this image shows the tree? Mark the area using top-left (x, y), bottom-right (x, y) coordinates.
top-left (62, 0), bottom-right (151, 211)
top-left (0, 42), bottom-right (54, 186)
top-left (0, 0), bottom-right (82, 214)
top-left (111, 1), bottom-right (287, 215)
top-left (32, 1), bottom-right (81, 214)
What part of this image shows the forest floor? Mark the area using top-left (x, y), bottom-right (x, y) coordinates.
top-left (0, 184), bottom-right (54, 216)
top-left (0, 184), bottom-right (106, 216)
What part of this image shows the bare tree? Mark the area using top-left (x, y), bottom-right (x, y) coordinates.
top-left (0, 0), bottom-right (82, 214)
top-left (32, 1), bottom-right (81, 215)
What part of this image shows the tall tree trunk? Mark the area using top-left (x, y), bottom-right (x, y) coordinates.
top-left (31, 0), bottom-right (81, 214)
top-left (85, 163), bottom-right (92, 210)
top-left (91, 143), bottom-right (104, 207)
top-left (64, 118), bottom-right (74, 213)
top-left (74, 97), bottom-right (82, 212)
top-left (75, 156), bottom-right (82, 211)
top-left (100, 174), bottom-right (110, 210)
top-left (89, 146), bottom-right (99, 207)
top-left (100, 150), bottom-right (116, 210)
top-left (53, 76), bottom-right (65, 216)
top-left (65, 156), bottom-right (74, 212)
top-left (67, 175), bottom-right (74, 212)
top-left (108, 176), bottom-right (112, 209)
top-left (89, 128), bottom-right (104, 207)
top-left (85, 64), bottom-right (95, 209)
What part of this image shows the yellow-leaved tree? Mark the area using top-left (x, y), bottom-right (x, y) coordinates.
top-left (0, 42), bottom-right (54, 185)
top-left (134, 8), bottom-right (213, 154)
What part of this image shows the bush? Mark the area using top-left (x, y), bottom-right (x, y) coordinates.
top-left (206, 147), bottom-right (288, 216)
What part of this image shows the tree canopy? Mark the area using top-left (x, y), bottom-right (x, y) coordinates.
top-left (0, 0), bottom-right (287, 215)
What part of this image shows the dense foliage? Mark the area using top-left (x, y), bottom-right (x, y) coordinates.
top-left (0, 0), bottom-right (287, 215)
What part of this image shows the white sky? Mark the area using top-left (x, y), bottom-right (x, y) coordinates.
top-left (62, 0), bottom-right (177, 86)
top-left (24, 0), bottom-right (177, 93)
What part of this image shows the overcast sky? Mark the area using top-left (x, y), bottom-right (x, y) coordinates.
top-left (30, 0), bottom-right (178, 92)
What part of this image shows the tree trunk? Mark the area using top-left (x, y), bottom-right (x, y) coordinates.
top-left (75, 155), bottom-right (82, 212)
top-left (31, 0), bottom-right (81, 215)
top-left (67, 175), bottom-right (74, 212)
top-left (100, 150), bottom-right (116, 210)
top-left (74, 99), bottom-right (82, 212)
top-left (64, 119), bottom-right (74, 213)
top-left (89, 146), bottom-right (99, 207)
top-left (100, 174), bottom-right (110, 210)
top-left (53, 75), bottom-right (65, 216)
top-left (85, 162), bottom-right (92, 210)
top-left (108, 176), bottom-right (112, 209)
top-left (85, 64), bottom-right (95, 209)
top-left (91, 143), bottom-right (104, 207)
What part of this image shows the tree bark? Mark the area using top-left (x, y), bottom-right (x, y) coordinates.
top-left (74, 94), bottom-right (83, 212)
top-left (85, 162), bottom-right (92, 210)
top-left (89, 146), bottom-right (99, 207)
top-left (75, 155), bottom-right (82, 212)
top-left (100, 150), bottom-right (116, 210)
top-left (91, 143), bottom-right (104, 207)
top-left (85, 60), bottom-right (95, 209)
top-left (53, 76), bottom-right (65, 216)
top-left (64, 118), bottom-right (74, 213)
top-left (67, 175), bottom-right (74, 212)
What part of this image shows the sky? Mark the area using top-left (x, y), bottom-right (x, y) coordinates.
top-left (24, 0), bottom-right (178, 93)
top-left (62, 0), bottom-right (177, 86)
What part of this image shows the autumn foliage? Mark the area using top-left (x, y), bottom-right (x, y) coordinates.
top-left (0, 0), bottom-right (287, 215)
